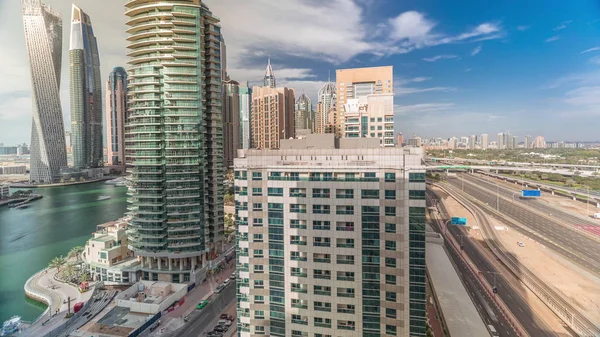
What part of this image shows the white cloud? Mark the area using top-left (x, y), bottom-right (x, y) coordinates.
top-left (517, 25), bottom-right (531, 31)
top-left (388, 11), bottom-right (436, 42)
top-left (581, 46), bottom-right (600, 54)
top-left (545, 36), bottom-right (560, 42)
top-left (564, 86), bottom-right (600, 105)
top-left (471, 45), bottom-right (482, 56)
top-left (589, 56), bottom-right (600, 65)
top-left (423, 54), bottom-right (459, 62)
top-left (395, 87), bottom-right (455, 95)
top-left (394, 103), bottom-right (455, 115)
top-left (553, 20), bottom-right (573, 31)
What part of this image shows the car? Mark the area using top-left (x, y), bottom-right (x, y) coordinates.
top-left (220, 314), bottom-right (234, 321)
top-left (214, 325), bottom-right (228, 332)
top-left (196, 300), bottom-right (209, 310)
top-left (218, 319), bottom-right (232, 326)
top-left (207, 332), bottom-right (223, 337)
top-left (223, 279), bottom-right (231, 286)
top-left (215, 284), bottom-right (225, 294)
top-left (229, 273), bottom-right (236, 280)
top-left (517, 241), bottom-right (525, 247)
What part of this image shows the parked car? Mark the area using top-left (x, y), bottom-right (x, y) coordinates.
top-left (214, 325), bottom-right (228, 332)
top-left (215, 284), bottom-right (225, 294)
top-left (229, 273), bottom-right (236, 280)
top-left (517, 241), bottom-right (525, 247)
top-left (207, 331), bottom-right (223, 337)
top-left (218, 319), bottom-right (232, 326)
top-left (220, 314), bottom-right (234, 321)
top-left (196, 300), bottom-right (209, 310)
top-left (223, 279), bottom-right (231, 286)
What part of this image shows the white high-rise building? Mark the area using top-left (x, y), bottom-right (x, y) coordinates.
top-left (343, 94), bottom-right (394, 146)
top-left (234, 134), bottom-right (428, 337)
top-left (524, 135), bottom-right (532, 149)
top-left (481, 134), bottom-right (489, 150)
top-left (22, 0), bottom-right (68, 183)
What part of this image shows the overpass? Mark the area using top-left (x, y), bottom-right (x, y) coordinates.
top-left (428, 157), bottom-right (600, 172)
top-left (425, 165), bottom-right (594, 177)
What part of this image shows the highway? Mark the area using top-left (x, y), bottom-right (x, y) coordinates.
top-left (427, 197), bottom-right (517, 337)
top-left (428, 191), bottom-right (558, 337)
top-left (172, 282), bottom-right (236, 337)
top-left (447, 175), bottom-right (600, 276)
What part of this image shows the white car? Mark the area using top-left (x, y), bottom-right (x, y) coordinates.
top-left (218, 319), bottom-right (232, 326)
top-left (517, 241), bottom-right (525, 247)
top-left (215, 284), bottom-right (225, 294)
top-left (223, 279), bottom-right (230, 286)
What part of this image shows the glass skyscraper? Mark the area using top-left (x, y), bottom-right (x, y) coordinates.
top-left (106, 67), bottom-right (128, 166)
top-left (124, 0), bottom-right (224, 283)
top-left (69, 4), bottom-right (103, 169)
top-left (22, 0), bottom-right (68, 183)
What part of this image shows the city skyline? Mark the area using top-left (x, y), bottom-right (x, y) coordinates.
top-left (3, 1), bottom-right (600, 144)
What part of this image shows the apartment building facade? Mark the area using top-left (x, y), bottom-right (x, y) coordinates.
top-left (343, 94), bottom-right (394, 146)
top-left (234, 135), bottom-right (427, 337)
top-left (250, 86), bottom-right (295, 149)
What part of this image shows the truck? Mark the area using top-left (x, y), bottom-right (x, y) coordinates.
top-left (594, 213), bottom-right (600, 219)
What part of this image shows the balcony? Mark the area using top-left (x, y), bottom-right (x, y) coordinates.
top-left (337, 292), bottom-right (355, 298)
top-left (291, 271), bottom-right (307, 278)
top-left (314, 274), bottom-right (331, 280)
top-left (314, 307), bottom-right (331, 312)
top-left (291, 288), bottom-right (307, 294)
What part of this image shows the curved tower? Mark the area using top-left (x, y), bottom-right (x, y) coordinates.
top-left (70, 4), bottom-right (103, 168)
top-left (314, 81), bottom-right (336, 133)
top-left (22, 0), bottom-right (68, 183)
top-left (125, 0), bottom-right (224, 283)
top-left (263, 58), bottom-right (276, 88)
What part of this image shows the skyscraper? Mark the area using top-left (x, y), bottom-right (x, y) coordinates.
top-left (314, 80), bottom-right (336, 134)
top-left (223, 79), bottom-right (240, 168)
top-left (343, 94), bottom-right (395, 145)
top-left (481, 134), bottom-right (489, 150)
top-left (524, 135), bottom-right (532, 149)
top-left (69, 4), bottom-right (103, 169)
top-left (124, 0), bottom-right (224, 283)
top-left (22, 0), bottom-right (68, 183)
top-left (264, 58), bottom-right (276, 88)
top-left (533, 136), bottom-right (546, 148)
top-left (239, 85), bottom-right (252, 150)
top-left (106, 67), bottom-right (127, 166)
top-left (469, 135), bottom-right (476, 149)
top-left (234, 135), bottom-right (427, 337)
top-left (336, 66), bottom-right (394, 137)
top-left (250, 86), bottom-right (295, 149)
top-left (294, 93), bottom-right (313, 132)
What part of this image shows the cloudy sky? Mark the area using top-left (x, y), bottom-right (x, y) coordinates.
top-left (1, 0), bottom-right (600, 145)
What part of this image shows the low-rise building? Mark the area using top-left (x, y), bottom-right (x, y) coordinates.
top-left (0, 184), bottom-right (10, 199)
top-left (0, 165), bottom-right (27, 175)
top-left (84, 218), bottom-right (141, 284)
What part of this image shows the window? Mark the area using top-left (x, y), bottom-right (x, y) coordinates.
top-left (291, 283), bottom-right (307, 293)
top-left (255, 295), bottom-right (264, 303)
top-left (336, 189), bottom-right (354, 199)
top-left (253, 234), bottom-right (263, 242)
top-left (290, 235), bottom-right (307, 245)
top-left (289, 188), bottom-right (306, 197)
top-left (370, 133), bottom-right (375, 137)
top-left (255, 310), bottom-right (265, 319)
top-left (314, 317), bottom-right (332, 328)
top-left (386, 274), bottom-right (397, 285)
top-left (385, 240), bottom-right (396, 251)
top-left (386, 308), bottom-right (397, 319)
top-left (409, 172), bottom-right (426, 182)
top-left (313, 253), bottom-right (331, 263)
top-left (314, 285), bottom-right (331, 295)
top-left (269, 171), bottom-right (282, 179)
top-left (252, 172), bottom-right (262, 180)
top-left (290, 219), bottom-right (307, 229)
top-left (314, 301), bottom-right (331, 312)
top-left (254, 265), bottom-right (264, 273)
top-left (370, 126), bottom-right (375, 130)
top-left (336, 221), bottom-right (354, 231)
top-left (313, 205), bottom-right (330, 214)
top-left (267, 187), bottom-right (283, 196)
top-left (385, 257), bottom-right (396, 268)
top-left (254, 280), bottom-right (264, 288)
top-left (313, 237), bottom-right (331, 247)
top-left (377, 125), bottom-right (383, 130)
top-left (239, 187), bottom-right (248, 196)
top-left (336, 205), bottom-right (354, 215)
top-left (255, 326), bottom-right (265, 334)
top-left (385, 190), bottom-right (396, 200)
top-left (386, 292), bottom-right (397, 302)
top-left (314, 269), bottom-right (331, 280)
top-left (290, 204), bottom-right (306, 213)
top-left (385, 206), bottom-right (396, 216)
top-left (253, 249), bottom-right (264, 258)
top-left (312, 188), bottom-right (330, 198)
top-left (377, 117), bottom-right (383, 122)
top-left (386, 325), bottom-right (397, 336)
top-left (370, 117), bottom-right (375, 122)
top-left (361, 189), bottom-right (379, 199)
top-left (337, 271), bottom-right (355, 281)
top-left (337, 287), bottom-right (355, 298)
top-left (364, 172), bottom-right (376, 178)
top-left (336, 255), bottom-right (355, 265)
top-left (252, 203), bottom-right (263, 211)
top-left (291, 267), bottom-right (307, 277)
top-left (312, 221), bottom-right (331, 230)
top-left (385, 223), bottom-right (396, 233)
top-left (291, 251), bottom-right (307, 261)
top-left (336, 238), bottom-right (354, 248)
top-left (409, 190), bottom-right (426, 200)
top-left (252, 187), bottom-right (262, 196)
top-left (252, 218), bottom-right (263, 226)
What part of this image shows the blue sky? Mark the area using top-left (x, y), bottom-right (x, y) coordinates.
top-left (1, 0), bottom-right (600, 144)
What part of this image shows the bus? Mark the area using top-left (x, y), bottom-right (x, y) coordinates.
top-left (488, 324), bottom-right (500, 337)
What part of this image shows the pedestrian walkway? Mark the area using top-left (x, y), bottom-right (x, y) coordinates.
top-left (24, 267), bottom-right (94, 336)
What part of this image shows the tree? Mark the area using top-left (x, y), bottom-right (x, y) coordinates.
top-left (541, 174), bottom-right (549, 180)
top-left (224, 193), bottom-right (234, 206)
top-left (68, 246), bottom-right (84, 261)
top-left (225, 213), bottom-right (234, 229)
top-left (49, 256), bottom-right (66, 272)
top-left (565, 179), bottom-right (576, 187)
top-left (60, 263), bottom-right (76, 282)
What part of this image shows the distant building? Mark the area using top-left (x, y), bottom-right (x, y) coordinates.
top-left (223, 79), bottom-right (241, 168)
top-left (251, 85), bottom-right (295, 149)
top-left (65, 131), bottom-right (72, 154)
top-left (408, 136), bottom-right (422, 147)
top-left (512, 136), bottom-right (519, 149)
top-left (295, 93), bottom-right (313, 132)
top-left (0, 166), bottom-right (27, 175)
top-left (481, 134), bottom-right (489, 150)
top-left (397, 133), bottom-right (404, 146)
top-left (106, 67), bottom-right (127, 167)
top-left (239, 85), bottom-right (253, 150)
top-left (533, 136), bottom-right (546, 148)
top-left (69, 4), bottom-right (103, 169)
top-left (448, 137), bottom-right (458, 149)
top-left (336, 66), bottom-right (393, 137)
top-left (22, 0), bottom-right (68, 183)
top-left (0, 184), bottom-right (10, 199)
top-left (524, 135), bottom-right (532, 149)
top-left (0, 145), bottom-right (18, 155)
top-left (314, 79), bottom-right (336, 134)
top-left (469, 135), bottom-right (476, 149)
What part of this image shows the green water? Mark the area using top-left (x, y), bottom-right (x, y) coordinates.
top-left (0, 182), bottom-right (128, 323)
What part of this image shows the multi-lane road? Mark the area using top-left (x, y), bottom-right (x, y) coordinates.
top-left (428, 191), bottom-right (559, 337)
top-left (447, 175), bottom-right (600, 276)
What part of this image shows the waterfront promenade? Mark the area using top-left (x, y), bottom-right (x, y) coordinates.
top-left (23, 266), bottom-right (93, 336)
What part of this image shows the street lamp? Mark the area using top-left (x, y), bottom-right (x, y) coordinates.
top-left (487, 271), bottom-right (501, 295)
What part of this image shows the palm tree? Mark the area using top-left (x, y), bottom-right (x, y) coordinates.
top-left (68, 246), bottom-right (84, 261)
top-left (60, 263), bottom-right (76, 282)
top-left (49, 256), bottom-right (66, 272)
